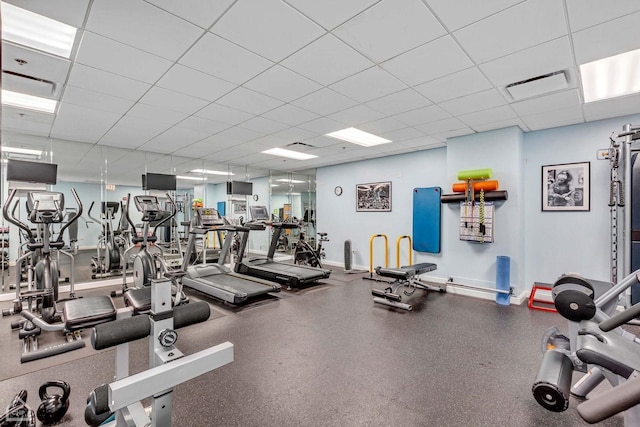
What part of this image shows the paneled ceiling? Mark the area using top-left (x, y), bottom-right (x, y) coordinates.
top-left (2, 0), bottom-right (640, 186)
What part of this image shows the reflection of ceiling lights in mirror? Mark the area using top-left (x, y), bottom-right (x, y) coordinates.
top-left (262, 148), bottom-right (318, 160)
top-left (189, 169), bottom-right (233, 175)
top-left (2, 90), bottom-right (57, 113)
top-left (580, 48), bottom-right (640, 103)
top-left (177, 175), bottom-right (205, 181)
top-left (276, 179), bottom-right (306, 183)
top-left (326, 127), bottom-right (391, 147)
top-left (1, 3), bottom-right (77, 58)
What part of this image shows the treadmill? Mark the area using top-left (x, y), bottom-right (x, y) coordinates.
top-left (234, 206), bottom-right (331, 290)
top-left (181, 208), bottom-right (281, 304)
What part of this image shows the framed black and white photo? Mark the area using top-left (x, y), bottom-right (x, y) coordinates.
top-left (356, 181), bottom-right (392, 212)
top-left (542, 161), bottom-right (590, 212)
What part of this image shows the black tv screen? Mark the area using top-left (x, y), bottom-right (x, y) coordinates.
top-left (226, 181), bottom-right (253, 196)
top-left (6, 159), bottom-right (57, 184)
top-left (143, 173), bottom-right (176, 191)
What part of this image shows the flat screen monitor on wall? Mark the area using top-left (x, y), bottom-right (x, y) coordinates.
top-left (6, 159), bottom-right (57, 184)
top-left (226, 181), bottom-right (253, 196)
top-left (142, 173), bottom-right (177, 191)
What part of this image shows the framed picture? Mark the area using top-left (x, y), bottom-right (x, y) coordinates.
top-left (356, 181), bottom-right (392, 212)
top-left (231, 200), bottom-right (247, 215)
top-left (542, 161), bottom-right (590, 211)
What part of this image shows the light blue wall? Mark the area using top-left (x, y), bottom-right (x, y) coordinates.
top-left (317, 115), bottom-right (640, 296)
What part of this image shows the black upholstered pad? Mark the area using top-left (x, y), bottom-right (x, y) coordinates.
top-left (576, 320), bottom-right (640, 378)
top-left (63, 295), bottom-right (116, 330)
top-left (375, 262), bottom-right (437, 280)
top-left (123, 287), bottom-right (152, 313)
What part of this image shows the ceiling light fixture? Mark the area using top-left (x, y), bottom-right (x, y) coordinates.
top-left (2, 89), bottom-right (57, 113)
top-left (1, 3), bottom-right (77, 58)
top-left (189, 169), bottom-right (233, 175)
top-left (261, 148), bottom-right (318, 160)
top-left (276, 178), bottom-right (306, 184)
top-left (2, 146), bottom-right (44, 156)
top-left (177, 175), bottom-right (206, 181)
top-left (325, 127), bottom-right (391, 147)
top-left (580, 48), bottom-right (640, 103)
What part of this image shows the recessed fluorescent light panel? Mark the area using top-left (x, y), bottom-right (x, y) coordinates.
top-left (2, 146), bottom-right (44, 156)
top-left (262, 148), bottom-right (317, 160)
top-left (276, 179), bottom-right (306, 183)
top-left (326, 127), bottom-right (391, 147)
top-left (190, 169), bottom-right (233, 176)
top-left (177, 175), bottom-right (205, 181)
top-left (2, 90), bottom-right (57, 113)
top-left (580, 48), bottom-right (640, 103)
top-left (2, 3), bottom-right (77, 58)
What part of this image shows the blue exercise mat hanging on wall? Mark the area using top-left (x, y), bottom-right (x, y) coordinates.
top-left (412, 187), bottom-right (442, 253)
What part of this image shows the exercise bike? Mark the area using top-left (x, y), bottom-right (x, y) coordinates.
top-left (294, 230), bottom-right (328, 268)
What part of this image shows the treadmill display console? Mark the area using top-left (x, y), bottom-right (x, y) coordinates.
top-left (250, 206), bottom-right (269, 221)
top-left (197, 208), bottom-right (224, 226)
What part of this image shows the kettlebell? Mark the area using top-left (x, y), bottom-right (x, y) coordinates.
top-left (36, 380), bottom-right (70, 424)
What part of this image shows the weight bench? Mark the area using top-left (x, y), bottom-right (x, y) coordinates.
top-left (371, 262), bottom-right (444, 311)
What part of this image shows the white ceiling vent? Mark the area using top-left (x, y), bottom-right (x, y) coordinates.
top-left (505, 71), bottom-right (568, 101)
top-left (2, 70), bottom-right (56, 98)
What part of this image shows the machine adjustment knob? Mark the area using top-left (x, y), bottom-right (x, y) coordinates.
top-left (158, 329), bottom-right (178, 347)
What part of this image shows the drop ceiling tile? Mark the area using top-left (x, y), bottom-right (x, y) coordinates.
top-left (140, 126), bottom-right (211, 153)
top-left (238, 116), bottom-right (290, 134)
top-left (566, 0), bottom-right (640, 32)
top-left (76, 32), bottom-right (172, 84)
top-left (99, 116), bottom-right (170, 148)
top-left (297, 117), bottom-right (345, 134)
top-left (520, 107), bottom-right (584, 131)
top-left (211, 0), bottom-right (325, 62)
top-left (329, 67), bottom-right (407, 103)
top-left (511, 89), bottom-right (581, 116)
top-left (2, 43), bottom-right (70, 87)
top-left (327, 105), bottom-right (386, 125)
top-left (178, 116), bottom-right (231, 134)
top-left (283, 0), bottom-right (379, 30)
top-left (126, 103), bottom-right (189, 127)
top-left (583, 93), bottom-right (640, 122)
top-left (440, 89), bottom-right (507, 116)
top-left (479, 37), bottom-right (574, 87)
top-left (453, 0), bottom-right (567, 63)
top-left (195, 103), bottom-right (253, 126)
top-left (205, 126), bottom-right (266, 149)
top-left (156, 64), bottom-right (236, 102)
top-left (381, 36), bottom-right (473, 86)
top-left (472, 117), bottom-right (528, 133)
top-left (426, 0), bottom-right (524, 32)
top-left (359, 117), bottom-right (408, 135)
top-left (458, 105), bottom-right (518, 127)
top-left (365, 89), bottom-right (431, 116)
top-left (51, 103), bottom-right (122, 143)
top-left (171, 140), bottom-right (218, 158)
top-left (68, 64), bottom-right (151, 102)
top-left (138, 87), bottom-right (209, 115)
top-left (378, 126), bottom-right (426, 142)
top-left (392, 104), bottom-right (452, 127)
top-left (146, 0), bottom-right (235, 29)
top-left (416, 117), bottom-right (468, 134)
top-left (414, 67), bottom-right (493, 103)
top-left (86, 0), bottom-right (204, 61)
top-left (292, 88), bottom-right (359, 116)
top-left (333, 0), bottom-right (445, 63)
top-left (179, 33), bottom-right (273, 85)
top-left (216, 87), bottom-right (283, 116)
top-left (249, 135), bottom-right (294, 149)
top-left (5, 0), bottom-right (91, 27)
top-left (382, 135), bottom-right (442, 149)
top-left (281, 34), bottom-right (374, 86)
top-left (2, 108), bottom-right (53, 137)
top-left (261, 104), bottom-right (320, 127)
top-left (63, 86), bottom-right (135, 114)
top-left (572, 11), bottom-right (640, 65)
top-left (433, 128), bottom-right (476, 140)
top-left (244, 65), bottom-right (322, 103)
top-left (271, 127), bottom-right (318, 142)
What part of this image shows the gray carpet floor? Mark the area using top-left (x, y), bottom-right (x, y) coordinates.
top-left (0, 265), bottom-right (627, 426)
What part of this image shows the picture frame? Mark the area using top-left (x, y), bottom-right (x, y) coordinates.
top-left (356, 181), bottom-right (392, 212)
top-left (542, 161), bottom-right (590, 212)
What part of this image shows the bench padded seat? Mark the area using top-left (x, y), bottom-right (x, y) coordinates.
top-left (63, 295), bottom-right (116, 330)
top-left (375, 262), bottom-right (437, 280)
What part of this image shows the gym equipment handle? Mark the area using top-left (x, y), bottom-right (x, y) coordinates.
top-left (577, 373), bottom-right (640, 423)
top-left (91, 301), bottom-right (211, 350)
top-left (599, 301), bottom-right (640, 332)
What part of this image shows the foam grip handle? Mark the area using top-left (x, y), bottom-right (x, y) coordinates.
top-left (599, 302), bottom-right (640, 332)
top-left (577, 374), bottom-right (640, 423)
top-left (457, 168), bottom-right (492, 180)
top-left (173, 301), bottom-right (210, 329)
top-left (91, 315), bottom-right (150, 350)
top-left (452, 180), bottom-right (499, 193)
top-left (532, 350), bottom-right (573, 412)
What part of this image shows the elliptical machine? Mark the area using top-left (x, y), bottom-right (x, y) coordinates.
top-left (88, 201), bottom-right (127, 279)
